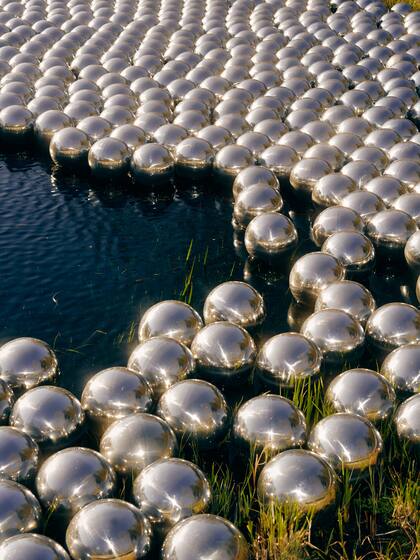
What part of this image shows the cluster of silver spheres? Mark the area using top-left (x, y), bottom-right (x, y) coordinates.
top-left (0, 0), bottom-right (420, 557)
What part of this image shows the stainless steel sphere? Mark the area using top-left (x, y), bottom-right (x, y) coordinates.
top-left (213, 145), bottom-right (254, 184)
top-left (190, 321), bottom-right (256, 384)
top-left (138, 300), bottom-right (203, 347)
top-left (203, 281), bottom-right (265, 329)
top-left (314, 280), bottom-right (376, 326)
top-left (308, 413), bottom-right (383, 472)
top-left (312, 206), bottom-right (364, 247)
top-left (233, 184), bottom-right (283, 228)
top-left (162, 514), bottom-right (249, 560)
top-left (341, 191), bottom-right (386, 222)
top-left (366, 303), bottom-right (420, 353)
top-left (36, 447), bottom-right (116, 518)
top-left (174, 137), bottom-right (214, 179)
top-left (127, 337), bottom-right (195, 398)
top-left (0, 337), bottom-right (58, 391)
top-left (196, 124), bottom-right (234, 151)
top-left (10, 386), bottom-right (84, 449)
top-left (0, 105), bottom-right (33, 142)
top-left (381, 343), bottom-right (420, 394)
top-left (0, 426), bottom-right (38, 484)
top-left (233, 394), bottom-right (306, 454)
top-left (88, 137), bottom-right (130, 178)
top-left (244, 212), bottom-right (298, 262)
top-left (232, 165), bottom-right (279, 200)
top-left (290, 158), bottom-right (333, 200)
top-left (392, 194), bottom-right (420, 227)
top-left (341, 160), bottom-right (379, 188)
top-left (0, 480), bottom-right (41, 540)
top-left (49, 127), bottom-right (91, 167)
top-left (156, 379), bottom-right (228, 447)
top-left (289, 252), bottom-right (345, 306)
top-left (66, 499), bottom-right (152, 560)
top-left (366, 209), bottom-right (417, 258)
top-left (110, 124), bottom-right (147, 152)
top-left (258, 145), bottom-right (300, 180)
top-left (312, 173), bottom-right (357, 207)
top-left (100, 413), bottom-right (177, 476)
top-left (394, 394), bottom-right (420, 445)
top-left (130, 143), bottom-right (174, 185)
top-left (77, 116), bottom-right (113, 142)
top-left (326, 369), bottom-right (395, 422)
top-left (0, 534), bottom-right (70, 560)
top-left (257, 449), bottom-right (337, 512)
top-left (321, 231), bottom-right (375, 275)
top-left (133, 458), bottom-right (211, 534)
top-left (34, 110), bottom-right (74, 147)
top-left (363, 176), bottom-right (407, 206)
top-left (301, 309), bottom-right (365, 364)
top-left (0, 378), bottom-right (13, 423)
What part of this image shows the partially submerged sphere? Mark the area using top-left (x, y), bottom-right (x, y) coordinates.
top-left (66, 499), bottom-right (151, 560)
top-left (326, 369), bottom-right (395, 421)
top-left (34, 110), bottom-right (74, 147)
top-left (127, 337), bottom-right (195, 398)
top-left (203, 281), bottom-right (265, 329)
top-left (0, 480), bottom-right (41, 540)
top-left (314, 280), bottom-right (376, 326)
top-left (0, 426), bottom-right (38, 484)
top-left (322, 232), bottom-right (375, 275)
top-left (88, 137), bottom-right (130, 178)
top-left (138, 300), bottom-right (203, 347)
top-left (257, 449), bottom-right (337, 512)
top-left (233, 394), bottom-right (306, 454)
top-left (380, 343), bottom-right (420, 394)
top-left (50, 127), bottom-right (91, 167)
top-left (100, 413), bottom-right (177, 476)
top-left (366, 209), bottom-right (417, 259)
top-left (175, 137), bottom-right (214, 179)
top-left (133, 458), bottom-right (211, 534)
top-left (308, 413), bottom-right (383, 472)
top-left (213, 144), bottom-right (254, 184)
top-left (311, 206), bottom-right (364, 247)
top-left (156, 379), bottom-right (228, 447)
top-left (0, 337), bottom-right (57, 392)
top-left (0, 105), bottom-right (33, 142)
top-left (366, 303), bottom-right (420, 353)
top-left (0, 534), bottom-right (70, 560)
top-left (130, 143), bottom-right (174, 185)
top-left (394, 394), bottom-right (420, 445)
top-left (244, 212), bottom-right (298, 262)
top-left (162, 514), bottom-right (249, 560)
top-left (233, 185), bottom-right (283, 228)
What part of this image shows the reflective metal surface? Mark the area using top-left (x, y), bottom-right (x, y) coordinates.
top-left (0, 480), bottom-right (41, 540)
top-left (366, 303), bottom-right (420, 353)
top-left (394, 394), bottom-right (420, 445)
top-left (380, 343), bottom-right (420, 393)
top-left (245, 212), bottom-right (298, 263)
top-left (0, 426), bottom-right (38, 484)
top-left (314, 280), bottom-right (376, 326)
top-left (0, 534), bottom-right (70, 560)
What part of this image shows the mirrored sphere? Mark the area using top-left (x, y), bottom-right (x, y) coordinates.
top-left (100, 413), bottom-right (177, 476)
top-left (34, 110), bottom-right (74, 146)
top-left (393, 194), bottom-right (420, 227)
top-left (380, 343), bottom-right (420, 393)
top-left (308, 413), bottom-right (383, 471)
top-left (341, 191), bottom-right (386, 221)
top-left (130, 143), bottom-right (174, 185)
top-left (394, 394), bottom-right (420, 445)
top-left (156, 379), bottom-right (228, 447)
top-left (244, 212), bottom-right (298, 262)
top-left (66, 499), bottom-right (152, 560)
top-left (322, 231), bottom-right (375, 275)
top-left (0, 480), bottom-right (41, 540)
top-left (49, 127), bottom-right (91, 167)
top-left (232, 166), bottom-right (279, 199)
top-left (175, 137), bottom-right (214, 179)
top-left (312, 206), bottom-right (364, 247)
top-left (326, 369), bottom-right (395, 421)
top-left (127, 337), bottom-right (195, 398)
top-left (162, 514), bottom-right (249, 560)
top-left (233, 184), bottom-right (283, 228)
top-left (0, 426), bottom-right (38, 483)
top-left (0, 105), bottom-right (33, 141)
top-left (133, 458), bottom-right (211, 534)
top-left (0, 379), bottom-right (13, 423)
top-left (88, 137), bottom-right (130, 178)
top-left (290, 158), bottom-right (333, 200)
top-left (312, 173), bottom-right (357, 207)
top-left (0, 337), bottom-right (57, 391)
top-left (366, 209), bottom-right (417, 258)
top-left (314, 280), bottom-right (376, 326)
top-left (0, 534), bottom-right (70, 560)
top-left (257, 449), bottom-right (337, 512)
top-left (214, 144), bottom-right (254, 184)
top-left (138, 300), bottom-right (203, 347)
top-left (36, 447), bottom-right (116, 518)
top-left (366, 303), bottom-right (420, 353)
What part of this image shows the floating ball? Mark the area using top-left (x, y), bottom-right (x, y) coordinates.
top-left (290, 158), bottom-right (333, 200)
top-left (0, 426), bottom-right (38, 484)
top-left (49, 127), bottom-right (91, 167)
top-left (174, 137), bottom-right (214, 179)
top-left (130, 143), bottom-right (174, 185)
top-left (322, 232), bottom-right (375, 276)
top-left (366, 209), bottom-right (417, 259)
top-left (88, 137), bottom-right (130, 179)
top-left (233, 184), bottom-right (283, 228)
top-left (0, 104), bottom-right (33, 142)
top-left (232, 166), bottom-right (279, 200)
top-left (0, 379), bottom-right (13, 424)
top-left (244, 212), bottom-right (298, 263)
top-left (213, 144), bottom-right (254, 184)
top-left (314, 280), bottom-right (376, 326)
top-left (0, 534), bottom-right (70, 560)
top-left (0, 480), bottom-right (41, 541)
top-left (34, 110), bottom-right (74, 147)
top-left (366, 303), bottom-right (420, 353)
top-left (312, 206), bottom-right (364, 247)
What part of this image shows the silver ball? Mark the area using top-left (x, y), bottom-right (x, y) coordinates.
top-left (244, 212), bottom-right (298, 262)
top-left (304, 143), bottom-right (345, 171)
top-left (100, 413), bottom-right (177, 476)
top-left (190, 321), bottom-right (256, 385)
top-left (312, 206), bottom-right (364, 247)
top-left (385, 159), bottom-right (420, 191)
top-left (366, 303), bottom-right (420, 353)
top-left (257, 449), bottom-right (337, 512)
top-left (127, 337), bottom-right (195, 399)
top-left (162, 514), bottom-right (249, 560)
top-left (405, 231), bottom-right (420, 273)
top-left (301, 309), bottom-right (365, 364)
top-left (174, 136), bottom-right (214, 179)
top-left (380, 343), bottom-right (420, 394)
top-left (232, 165), bottom-right (279, 199)
top-left (196, 124), bottom-right (234, 151)
top-left (233, 184), bottom-right (283, 228)
top-left (312, 173), bottom-right (357, 207)
top-left (110, 124), bottom-right (147, 152)
top-left (34, 110), bottom-right (75, 147)
top-left (156, 379), bottom-right (228, 447)
top-left (341, 191), bottom-right (386, 221)
top-left (326, 369), bottom-right (395, 422)
top-left (321, 231), bottom-right (375, 276)
top-left (88, 137), bottom-right (130, 178)
top-left (258, 145), bottom-right (300, 180)
top-left (10, 386), bottom-right (84, 449)
top-left (0, 105), bottom-right (33, 141)
top-left (50, 126), bottom-right (91, 167)
top-left (138, 300), bottom-right (203, 347)
top-left (392, 194), bottom-right (420, 227)
top-left (0, 379), bottom-right (13, 424)
top-left (130, 143), bottom-right (174, 185)
top-left (0, 534), bottom-right (70, 560)
top-left (278, 130), bottom-right (315, 157)
top-left (394, 394), bottom-right (420, 445)
top-left (366, 209), bottom-right (417, 259)
top-left (363, 176), bottom-right (407, 206)
top-left (66, 499), bottom-right (152, 560)
top-left (0, 426), bottom-right (38, 484)
top-left (341, 160), bottom-right (379, 188)
top-left (290, 158), bottom-right (333, 200)
top-left (0, 337), bottom-right (57, 392)
top-left (289, 252), bottom-right (345, 306)
top-left (315, 279), bottom-right (376, 326)
top-left (154, 124), bottom-right (189, 155)
top-left (133, 458), bottom-right (211, 534)
top-left (308, 413), bottom-right (383, 472)
top-left (0, 480), bottom-right (41, 540)
top-left (214, 144), bottom-right (254, 184)
top-left (77, 116), bottom-right (113, 142)
top-left (36, 447), bottom-right (116, 519)
top-left (329, 132), bottom-right (364, 159)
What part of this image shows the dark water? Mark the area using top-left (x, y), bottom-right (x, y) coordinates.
top-left (0, 150), bottom-right (416, 398)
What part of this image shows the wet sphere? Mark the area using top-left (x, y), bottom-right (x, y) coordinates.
top-left (232, 165), bottom-right (279, 199)
top-left (234, 184), bottom-right (283, 228)
top-left (162, 514), bottom-right (249, 560)
top-left (257, 332), bottom-right (322, 389)
top-left (322, 231), bottom-right (375, 275)
top-left (100, 413), bottom-right (177, 476)
top-left (244, 212), bottom-right (298, 262)
top-left (289, 252), bottom-right (345, 306)
top-left (0, 480), bottom-right (41, 540)
top-left (315, 280), bottom-right (376, 326)
top-left (88, 137), bottom-right (130, 178)
top-left (301, 309), bottom-right (365, 365)
top-left (66, 499), bottom-right (151, 560)
top-left (394, 394), bottom-right (420, 445)
top-left (138, 300), bottom-right (203, 347)
top-left (133, 458), bottom-right (211, 534)
top-left (0, 337), bottom-right (57, 391)
top-left (81, 367), bottom-right (153, 433)
top-left (50, 127), bottom-right (91, 167)
top-left (10, 386), bottom-right (84, 450)
top-left (175, 137), bottom-right (214, 179)
top-left (367, 302), bottom-right (420, 354)
top-left (366, 209), bottom-right (417, 259)
top-left (0, 105), bottom-right (33, 141)
top-left (213, 145), bottom-right (254, 184)
top-left (156, 379), bottom-right (228, 447)
top-left (233, 394), bottom-right (306, 454)
top-left (308, 413), bottom-right (383, 472)
top-left (190, 322), bottom-right (256, 385)
top-left (381, 343), bottom-right (420, 394)
top-left (0, 534), bottom-right (70, 560)
top-left (257, 449), bottom-right (337, 512)
top-left (312, 206), bottom-right (364, 247)
top-left (34, 110), bottom-right (74, 146)
top-left (36, 447), bottom-right (116, 518)
top-left (0, 426), bottom-right (38, 484)
top-left (130, 143), bottom-right (174, 185)
top-left (127, 337), bottom-right (195, 398)
top-left (326, 369), bottom-right (395, 422)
